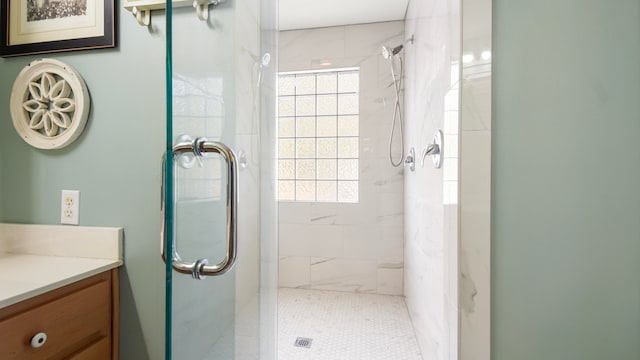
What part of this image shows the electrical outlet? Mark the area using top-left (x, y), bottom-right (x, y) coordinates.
top-left (60, 190), bottom-right (80, 225)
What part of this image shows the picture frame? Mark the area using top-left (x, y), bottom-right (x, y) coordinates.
top-left (0, 0), bottom-right (115, 57)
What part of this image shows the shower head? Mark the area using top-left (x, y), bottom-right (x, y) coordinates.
top-left (381, 44), bottom-right (404, 59)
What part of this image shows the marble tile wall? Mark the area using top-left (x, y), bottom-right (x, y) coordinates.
top-left (404, 0), bottom-right (459, 359)
top-left (278, 21), bottom-right (405, 295)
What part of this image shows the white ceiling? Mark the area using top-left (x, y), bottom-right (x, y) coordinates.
top-left (279, 0), bottom-right (409, 31)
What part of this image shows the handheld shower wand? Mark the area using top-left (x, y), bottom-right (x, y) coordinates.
top-left (382, 43), bottom-right (405, 167)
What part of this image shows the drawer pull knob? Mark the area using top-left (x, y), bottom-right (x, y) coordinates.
top-left (30, 332), bottom-right (47, 348)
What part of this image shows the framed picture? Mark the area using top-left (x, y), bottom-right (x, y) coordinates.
top-left (0, 0), bottom-right (115, 57)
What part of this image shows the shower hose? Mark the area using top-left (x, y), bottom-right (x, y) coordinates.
top-left (388, 57), bottom-right (404, 168)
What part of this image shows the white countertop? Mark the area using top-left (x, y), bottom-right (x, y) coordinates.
top-left (0, 254), bottom-right (122, 309)
top-left (0, 223), bottom-right (123, 309)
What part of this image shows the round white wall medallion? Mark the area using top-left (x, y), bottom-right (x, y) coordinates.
top-left (10, 59), bottom-right (90, 150)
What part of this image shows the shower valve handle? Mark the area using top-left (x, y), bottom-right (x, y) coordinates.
top-left (421, 130), bottom-right (443, 169)
top-left (421, 144), bottom-right (440, 166)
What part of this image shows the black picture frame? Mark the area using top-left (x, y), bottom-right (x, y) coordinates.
top-left (0, 0), bottom-right (116, 58)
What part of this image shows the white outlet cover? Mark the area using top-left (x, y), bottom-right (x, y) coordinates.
top-left (60, 190), bottom-right (80, 225)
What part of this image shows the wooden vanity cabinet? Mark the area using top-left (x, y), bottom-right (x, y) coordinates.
top-left (0, 269), bottom-right (119, 360)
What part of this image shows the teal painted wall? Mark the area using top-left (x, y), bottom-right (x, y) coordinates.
top-left (0, 8), bottom-right (167, 359)
top-left (493, 1), bottom-right (640, 359)
top-left (0, 147), bottom-right (3, 221)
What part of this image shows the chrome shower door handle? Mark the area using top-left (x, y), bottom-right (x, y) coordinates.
top-left (194, 139), bottom-right (239, 277)
top-left (161, 138), bottom-right (239, 278)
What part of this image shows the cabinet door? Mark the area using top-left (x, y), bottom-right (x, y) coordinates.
top-left (0, 272), bottom-right (112, 360)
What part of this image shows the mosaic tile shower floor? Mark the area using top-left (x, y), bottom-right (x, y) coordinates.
top-left (278, 288), bottom-right (423, 360)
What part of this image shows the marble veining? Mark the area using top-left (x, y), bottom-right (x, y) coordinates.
top-left (310, 214), bottom-right (337, 223)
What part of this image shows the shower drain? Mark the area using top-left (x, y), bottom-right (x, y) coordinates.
top-left (294, 337), bottom-right (313, 348)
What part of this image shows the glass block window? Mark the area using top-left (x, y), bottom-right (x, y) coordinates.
top-left (277, 68), bottom-right (359, 203)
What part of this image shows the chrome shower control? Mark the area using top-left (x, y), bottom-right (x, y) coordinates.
top-left (421, 130), bottom-right (443, 169)
top-left (405, 147), bottom-right (416, 172)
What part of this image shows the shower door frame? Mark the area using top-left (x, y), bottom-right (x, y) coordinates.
top-left (458, 0), bottom-right (492, 358)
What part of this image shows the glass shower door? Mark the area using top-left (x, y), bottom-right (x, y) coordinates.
top-left (163, 0), bottom-right (278, 359)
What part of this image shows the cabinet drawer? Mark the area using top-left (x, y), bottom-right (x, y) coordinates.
top-left (0, 274), bottom-right (111, 360)
top-left (69, 337), bottom-right (111, 360)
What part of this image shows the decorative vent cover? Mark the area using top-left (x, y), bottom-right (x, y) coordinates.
top-left (10, 59), bottom-right (90, 150)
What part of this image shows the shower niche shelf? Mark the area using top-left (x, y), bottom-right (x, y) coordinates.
top-left (124, 0), bottom-right (225, 26)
